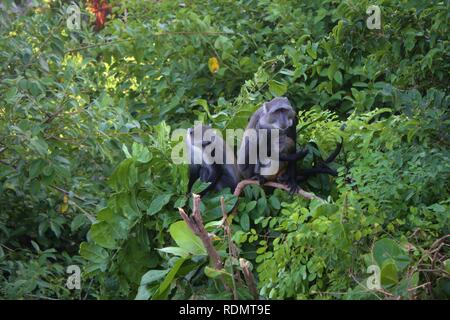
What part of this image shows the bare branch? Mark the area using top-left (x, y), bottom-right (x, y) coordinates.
top-left (230, 179), bottom-right (323, 218)
top-left (178, 194), bottom-right (223, 270)
top-left (240, 258), bottom-right (259, 300)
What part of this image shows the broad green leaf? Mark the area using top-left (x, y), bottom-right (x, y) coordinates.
top-left (268, 80), bottom-right (287, 97)
top-left (380, 259), bottom-right (399, 286)
top-left (29, 159), bottom-right (46, 179)
top-left (153, 258), bottom-right (186, 300)
top-left (269, 195), bottom-right (281, 210)
top-left (373, 238), bottom-right (410, 271)
top-left (132, 143), bottom-right (152, 163)
top-left (79, 242), bottom-right (109, 271)
top-left (444, 259), bottom-right (450, 274)
top-left (191, 180), bottom-right (211, 194)
top-left (90, 222), bottom-right (118, 249)
top-left (147, 194), bottom-right (172, 216)
top-left (204, 266), bottom-right (231, 279)
top-left (240, 213), bottom-right (250, 231)
top-left (29, 137), bottom-right (48, 156)
top-left (169, 221), bottom-right (206, 255)
top-left (140, 269), bottom-right (170, 286)
top-left (334, 70), bottom-right (343, 85)
top-left (157, 247), bottom-right (190, 258)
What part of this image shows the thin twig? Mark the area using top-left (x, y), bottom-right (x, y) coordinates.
top-left (220, 196), bottom-right (240, 300)
top-left (69, 201), bottom-right (96, 223)
top-left (239, 258), bottom-right (258, 300)
top-left (49, 185), bottom-right (88, 203)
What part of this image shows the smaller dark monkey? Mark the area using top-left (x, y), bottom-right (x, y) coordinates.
top-left (186, 124), bottom-right (239, 195)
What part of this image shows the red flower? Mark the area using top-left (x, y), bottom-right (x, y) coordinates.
top-left (87, 0), bottom-right (111, 31)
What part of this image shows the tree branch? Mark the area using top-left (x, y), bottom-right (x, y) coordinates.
top-left (178, 194), bottom-right (223, 270)
top-left (233, 179), bottom-right (323, 201)
top-left (239, 258), bottom-right (259, 300)
top-left (229, 179), bottom-right (324, 218)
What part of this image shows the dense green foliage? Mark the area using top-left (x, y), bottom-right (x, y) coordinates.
top-left (0, 0), bottom-right (448, 300)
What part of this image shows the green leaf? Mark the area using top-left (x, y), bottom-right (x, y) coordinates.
top-left (147, 194), bottom-right (172, 216)
top-left (132, 143), bottom-right (152, 163)
top-left (269, 195), bottom-right (281, 210)
top-left (334, 70), bottom-right (343, 85)
top-left (29, 159), bottom-right (46, 179)
top-left (135, 284), bottom-right (157, 301)
top-left (140, 269), bottom-right (170, 286)
top-left (71, 214), bottom-right (88, 232)
top-left (246, 201), bottom-right (257, 212)
top-left (153, 258), bottom-right (186, 299)
top-left (39, 56), bottom-right (49, 72)
top-left (380, 259), bottom-right (399, 286)
top-left (157, 247), bottom-right (190, 258)
top-left (191, 180), bottom-right (211, 194)
top-left (444, 259), bottom-right (450, 274)
top-left (29, 137), bottom-right (48, 156)
top-left (173, 196), bottom-right (187, 209)
top-left (240, 213), bottom-right (250, 231)
top-left (204, 266), bottom-right (232, 279)
top-left (373, 238), bottom-right (410, 271)
top-left (122, 144), bottom-right (132, 158)
top-left (90, 222), bottom-right (118, 249)
top-left (169, 221), bottom-right (206, 255)
top-left (79, 242), bottom-right (109, 271)
top-left (268, 80), bottom-right (288, 97)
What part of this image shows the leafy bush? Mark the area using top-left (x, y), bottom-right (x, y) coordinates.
top-left (0, 0), bottom-right (448, 299)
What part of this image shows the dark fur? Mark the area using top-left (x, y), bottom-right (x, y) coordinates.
top-left (186, 125), bottom-right (239, 195)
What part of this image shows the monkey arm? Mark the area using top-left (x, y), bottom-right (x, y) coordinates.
top-left (187, 164), bottom-right (201, 192)
top-left (198, 164), bottom-right (223, 195)
top-left (237, 134), bottom-right (256, 178)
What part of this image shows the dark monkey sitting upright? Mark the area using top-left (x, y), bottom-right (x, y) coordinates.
top-left (186, 124), bottom-right (239, 195)
top-left (238, 97), bottom-right (342, 193)
top-left (238, 97), bottom-right (308, 193)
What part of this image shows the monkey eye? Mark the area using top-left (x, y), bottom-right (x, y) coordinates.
top-left (202, 140), bottom-right (212, 147)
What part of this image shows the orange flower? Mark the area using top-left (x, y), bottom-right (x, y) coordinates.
top-left (87, 0), bottom-right (111, 31)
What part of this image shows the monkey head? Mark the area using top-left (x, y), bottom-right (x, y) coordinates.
top-left (258, 97), bottom-right (295, 131)
top-left (186, 124), bottom-right (215, 149)
top-left (186, 124), bottom-right (221, 165)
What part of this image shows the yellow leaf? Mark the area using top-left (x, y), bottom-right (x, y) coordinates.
top-left (208, 57), bottom-right (220, 74)
top-left (60, 202), bottom-right (69, 214)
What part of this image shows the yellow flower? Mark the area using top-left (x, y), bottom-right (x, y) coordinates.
top-left (208, 57), bottom-right (220, 74)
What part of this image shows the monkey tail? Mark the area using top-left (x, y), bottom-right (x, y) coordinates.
top-left (324, 137), bottom-right (343, 163)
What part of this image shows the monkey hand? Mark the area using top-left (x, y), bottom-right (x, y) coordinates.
top-left (286, 178), bottom-right (300, 195)
top-left (252, 175), bottom-right (267, 186)
top-left (278, 174), bottom-right (299, 195)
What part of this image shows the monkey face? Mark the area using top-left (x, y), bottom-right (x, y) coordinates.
top-left (186, 124), bottom-right (222, 165)
top-left (260, 98), bottom-right (295, 131)
top-left (187, 125), bottom-right (215, 148)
